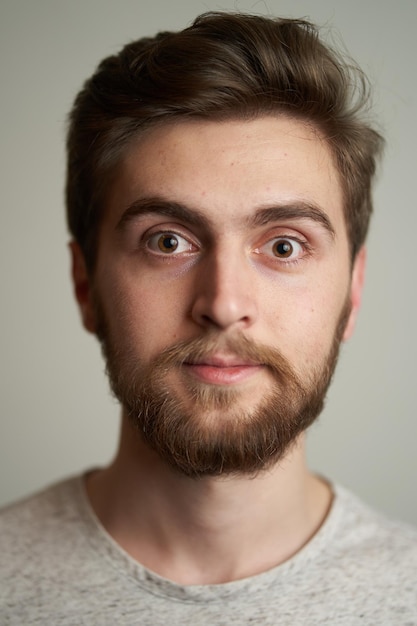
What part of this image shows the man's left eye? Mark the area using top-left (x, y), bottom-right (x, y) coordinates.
top-left (267, 237), bottom-right (304, 260)
top-left (147, 232), bottom-right (194, 255)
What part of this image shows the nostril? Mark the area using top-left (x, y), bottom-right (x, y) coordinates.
top-left (191, 297), bottom-right (256, 331)
top-left (198, 313), bottom-right (223, 329)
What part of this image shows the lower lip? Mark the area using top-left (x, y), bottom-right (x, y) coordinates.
top-left (183, 364), bottom-right (263, 385)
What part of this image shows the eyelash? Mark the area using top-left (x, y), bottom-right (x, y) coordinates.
top-left (143, 230), bottom-right (197, 257)
top-left (257, 236), bottom-right (311, 266)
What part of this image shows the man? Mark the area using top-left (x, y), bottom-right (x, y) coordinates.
top-left (1, 12), bottom-right (416, 625)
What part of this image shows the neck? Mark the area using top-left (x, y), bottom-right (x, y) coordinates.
top-left (86, 414), bottom-right (332, 585)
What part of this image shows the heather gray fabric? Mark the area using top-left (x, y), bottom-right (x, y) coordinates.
top-left (0, 474), bottom-right (416, 625)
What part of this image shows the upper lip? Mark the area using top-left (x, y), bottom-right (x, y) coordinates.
top-left (184, 354), bottom-right (261, 368)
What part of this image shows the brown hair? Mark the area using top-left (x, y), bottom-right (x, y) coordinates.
top-left (66, 12), bottom-right (384, 270)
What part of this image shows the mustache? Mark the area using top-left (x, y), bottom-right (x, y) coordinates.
top-left (148, 332), bottom-right (298, 384)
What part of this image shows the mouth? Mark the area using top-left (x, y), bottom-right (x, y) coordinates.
top-left (183, 354), bottom-right (264, 385)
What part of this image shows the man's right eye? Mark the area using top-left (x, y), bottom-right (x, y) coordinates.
top-left (146, 232), bottom-right (195, 255)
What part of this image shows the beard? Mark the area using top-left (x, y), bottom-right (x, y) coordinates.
top-left (95, 299), bottom-right (351, 478)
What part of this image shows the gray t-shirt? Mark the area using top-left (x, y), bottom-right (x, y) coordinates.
top-left (0, 474), bottom-right (416, 625)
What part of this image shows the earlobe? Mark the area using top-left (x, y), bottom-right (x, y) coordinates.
top-left (69, 241), bottom-right (97, 334)
top-left (343, 246), bottom-right (366, 341)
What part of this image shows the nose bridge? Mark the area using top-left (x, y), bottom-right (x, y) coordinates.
top-left (191, 238), bottom-right (257, 330)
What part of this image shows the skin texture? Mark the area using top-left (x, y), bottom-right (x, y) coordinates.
top-left (71, 116), bottom-right (365, 584)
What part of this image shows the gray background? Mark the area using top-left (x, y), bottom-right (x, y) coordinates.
top-left (1, 0), bottom-right (416, 525)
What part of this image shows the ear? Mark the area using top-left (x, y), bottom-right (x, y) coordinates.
top-left (69, 241), bottom-right (97, 334)
top-left (343, 246), bottom-right (366, 341)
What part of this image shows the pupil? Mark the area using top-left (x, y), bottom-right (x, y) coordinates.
top-left (275, 241), bottom-right (292, 257)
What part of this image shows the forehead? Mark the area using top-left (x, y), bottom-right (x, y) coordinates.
top-left (104, 116), bottom-right (346, 236)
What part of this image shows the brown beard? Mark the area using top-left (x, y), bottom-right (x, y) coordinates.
top-left (96, 299), bottom-right (351, 478)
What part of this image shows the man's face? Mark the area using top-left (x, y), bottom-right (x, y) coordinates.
top-left (73, 116), bottom-right (364, 477)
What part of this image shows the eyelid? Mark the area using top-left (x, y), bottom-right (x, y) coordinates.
top-left (254, 234), bottom-right (311, 264)
top-left (143, 227), bottom-right (199, 256)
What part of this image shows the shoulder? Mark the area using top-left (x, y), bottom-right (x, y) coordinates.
top-left (0, 475), bottom-right (85, 542)
top-left (331, 483), bottom-right (417, 556)
top-left (0, 475), bottom-right (93, 584)
top-left (320, 484), bottom-right (417, 612)
top-left (0, 474), bottom-right (127, 623)
top-left (282, 484), bottom-right (417, 624)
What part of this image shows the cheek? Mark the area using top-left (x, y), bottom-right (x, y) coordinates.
top-left (98, 271), bottom-right (190, 355)
top-left (263, 279), bottom-right (348, 365)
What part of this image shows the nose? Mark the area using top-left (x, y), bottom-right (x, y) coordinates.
top-left (190, 247), bottom-right (258, 331)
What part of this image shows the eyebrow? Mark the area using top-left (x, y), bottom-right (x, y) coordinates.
top-left (117, 197), bottom-right (211, 231)
top-left (251, 204), bottom-right (335, 238)
top-left (117, 196), bottom-right (336, 238)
